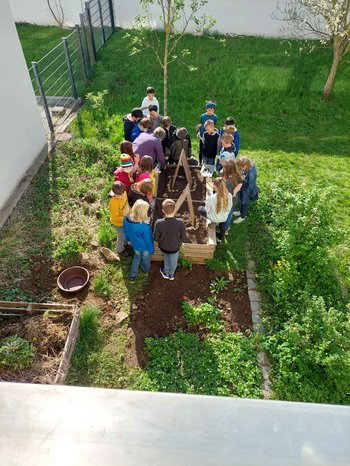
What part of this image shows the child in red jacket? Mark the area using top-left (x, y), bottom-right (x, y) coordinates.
top-left (113, 154), bottom-right (134, 192)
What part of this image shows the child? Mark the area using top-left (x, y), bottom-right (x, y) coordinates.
top-left (132, 118), bottom-right (167, 170)
top-left (220, 117), bottom-right (240, 156)
top-left (136, 155), bottom-right (157, 195)
top-left (141, 86), bottom-right (160, 117)
top-left (196, 100), bottom-right (218, 164)
top-left (233, 157), bottom-right (260, 224)
top-left (216, 134), bottom-right (236, 171)
top-left (109, 181), bottom-right (130, 257)
top-left (169, 127), bottom-right (192, 164)
top-left (123, 108), bottom-right (144, 142)
top-left (149, 105), bottom-right (163, 131)
top-left (162, 116), bottom-right (177, 156)
top-left (222, 161), bottom-right (242, 232)
top-left (113, 154), bottom-right (134, 192)
top-left (130, 120), bottom-right (142, 142)
top-left (154, 199), bottom-right (187, 280)
top-left (198, 177), bottom-right (232, 243)
top-left (123, 199), bottom-right (155, 281)
top-left (201, 120), bottom-right (220, 167)
top-left (128, 179), bottom-right (153, 207)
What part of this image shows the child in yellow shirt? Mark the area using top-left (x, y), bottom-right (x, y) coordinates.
top-left (109, 181), bottom-right (130, 257)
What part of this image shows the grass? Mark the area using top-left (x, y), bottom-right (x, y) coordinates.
top-left (3, 25), bottom-right (349, 401)
top-left (16, 23), bottom-right (70, 66)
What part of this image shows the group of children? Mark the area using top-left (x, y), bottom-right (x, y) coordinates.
top-left (110, 87), bottom-right (259, 281)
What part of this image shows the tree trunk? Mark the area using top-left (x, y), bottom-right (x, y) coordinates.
top-left (323, 39), bottom-right (341, 97)
top-left (163, 27), bottom-right (170, 115)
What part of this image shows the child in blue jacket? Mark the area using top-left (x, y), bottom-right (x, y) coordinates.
top-left (233, 157), bottom-right (260, 224)
top-left (123, 200), bottom-right (155, 281)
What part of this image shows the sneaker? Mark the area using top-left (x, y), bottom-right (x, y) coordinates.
top-left (129, 276), bottom-right (136, 282)
top-left (119, 250), bottom-right (129, 258)
top-left (225, 230), bottom-right (229, 236)
top-left (233, 211), bottom-right (241, 216)
top-left (216, 236), bottom-right (222, 244)
top-left (160, 268), bottom-right (169, 279)
top-left (233, 216), bottom-right (245, 224)
top-left (168, 275), bottom-right (175, 281)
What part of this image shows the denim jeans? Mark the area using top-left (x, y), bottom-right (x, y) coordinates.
top-left (224, 195), bottom-right (239, 230)
top-left (163, 251), bottom-right (179, 278)
top-left (114, 226), bottom-right (126, 253)
top-left (130, 249), bottom-right (151, 279)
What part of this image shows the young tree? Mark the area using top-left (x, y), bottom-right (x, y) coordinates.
top-left (129, 0), bottom-right (216, 114)
top-left (274, 0), bottom-right (350, 96)
top-left (47, 0), bottom-right (65, 27)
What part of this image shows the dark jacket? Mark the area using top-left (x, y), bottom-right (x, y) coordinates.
top-left (127, 185), bottom-right (148, 207)
top-left (162, 124), bottom-right (177, 151)
top-left (123, 114), bottom-right (134, 141)
top-left (154, 217), bottom-right (187, 253)
top-left (201, 130), bottom-right (220, 160)
top-left (169, 136), bottom-right (192, 163)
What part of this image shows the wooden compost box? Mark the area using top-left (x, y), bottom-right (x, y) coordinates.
top-left (0, 301), bottom-right (80, 384)
top-left (152, 151), bottom-right (216, 264)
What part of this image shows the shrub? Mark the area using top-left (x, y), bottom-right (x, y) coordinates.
top-left (178, 256), bottom-right (193, 270)
top-left (98, 219), bottom-right (117, 249)
top-left (53, 235), bottom-right (86, 261)
top-left (93, 272), bottom-right (112, 299)
top-left (0, 335), bottom-right (36, 371)
top-left (65, 137), bottom-right (117, 168)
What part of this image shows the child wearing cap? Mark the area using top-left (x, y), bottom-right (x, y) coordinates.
top-left (196, 100), bottom-right (218, 164)
top-left (113, 154), bottom-right (134, 193)
top-left (141, 86), bottom-right (160, 117)
top-left (109, 181), bottom-right (130, 257)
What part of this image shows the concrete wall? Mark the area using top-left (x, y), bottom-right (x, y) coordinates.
top-left (0, 0), bottom-right (47, 221)
top-left (9, 0), bottom-right (286, 38)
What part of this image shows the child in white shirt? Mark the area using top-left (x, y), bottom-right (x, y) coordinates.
top-left (141, 86), bottom-right (160, 117)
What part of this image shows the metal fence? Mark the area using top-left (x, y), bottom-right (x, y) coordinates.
top-left (28, 0), bottom-right (115, 136)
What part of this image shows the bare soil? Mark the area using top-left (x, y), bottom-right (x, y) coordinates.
top-left (157, 166), bottom-right (206, 201)
top-left (129, 264), bottom-right (252, 367)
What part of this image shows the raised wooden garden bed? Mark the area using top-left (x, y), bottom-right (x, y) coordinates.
top-left (0, 301), bottom-right (80, 384)
top-left (152, 152), bottom-right (216, 264)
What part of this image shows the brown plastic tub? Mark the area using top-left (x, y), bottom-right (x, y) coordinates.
top-left (57, 266), bottom-right (89, 293)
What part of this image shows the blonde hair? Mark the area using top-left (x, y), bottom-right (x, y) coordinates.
top-left (204, 119), bottom-right (214, 129)
top-left (221, 133), bottom-right (234, 145)
top-left (129, 199), bottom-right (150, 223)
top-left (213, 177), bottom-right (229, 213)
top-left (162, 199), bottom-right (176, 215)
top-left (224, 125), bottom-right (235, 136)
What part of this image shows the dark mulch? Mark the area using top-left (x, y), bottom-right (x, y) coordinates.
top-left (130, 263), bottom-right (252, 366)
top-left (157, 166), bottom-right (206, 200)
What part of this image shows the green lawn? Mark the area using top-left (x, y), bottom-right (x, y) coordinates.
top-left (16, 23), bottom-right (70, 66)
top-left (2, 26), bottom-right (350, 403)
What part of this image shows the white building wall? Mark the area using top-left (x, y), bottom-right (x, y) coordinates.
top-left (0, 0), bottom-right (47, 218)
top-left (9, 0), bottom-right (286, 38)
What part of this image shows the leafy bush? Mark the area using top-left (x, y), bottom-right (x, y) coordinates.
top-left (249, 180), bottom-right (349, 403)
top-left (0, 335), bottom-right (36, 371)
top-left (145, 331), bottom-right (262, 398)
top-left (178, 256), bottom-right (193, 270)
top-left (98, 219), bottom-right (117, 249)
top-left (53, 235), bottom-right (87, 261)
top-left (93, 272), bottom-right (112, 299)
top-left (182, 302), bottom-right (223, 333)
top-left (65, 137), bottom-right (118, 169)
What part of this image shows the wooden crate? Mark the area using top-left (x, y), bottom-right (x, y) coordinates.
top-left (0, 301), bottom-right (80, 384)
top-left (151, 170), bottom-right (216, 265)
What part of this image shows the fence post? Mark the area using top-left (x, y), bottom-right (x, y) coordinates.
top-left (32, 61), bottom-right (54, 134)
top-left (85, 2), bottom-right (97, 60)
top-left (75, 24), bottom-right (88, 81)
top-left (79, 12), bottom-right (93, 72)
top-left (97, 0), bottom-right (106, 43)
top-left (108, 0), bottom-right (115, 31)
top-left (62, 37), bottom-right (78, 100)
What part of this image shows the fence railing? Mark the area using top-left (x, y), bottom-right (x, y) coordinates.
top-left (28, 0), bottom-right (115, 136)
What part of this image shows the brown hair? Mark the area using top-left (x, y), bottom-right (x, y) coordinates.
top-left (213, 177), bottom-right (229, 213)
top-left (138, 179), bottom-right (153, 196)
top-left (162, 199), bottom-right (176, 215)
top-left (111, 181), bottom-right (126, 196)
top-left (162, 116), bottom-right (171, 126)
top-left (221, 134), bottom-right (234, 145)
top-left (237, 156), bottom-right (253, 171)
top-left (153, 127), bottom-right (166, 141)
top-left (139, 155), bottom-right (153, 174)
top-left (223, 161), bottom-right (241, 186)
top-left (140, 118), bottom-right (152, 130)
top-left (120, 140), bottom-right (135, 160)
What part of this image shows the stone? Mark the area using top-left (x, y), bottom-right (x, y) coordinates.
top-left (79, 252), bottom-right (90, 262)
top-left (246, 270), bottom-right (256, 280)
top-left (115, 311), bottom-right (128, 325)
top-left (248, 289), bottom-right (261, 303)
top-left (132, 303), bottom-right (138, 311)
top-left (247, 259), bottom-right (256, 271)
top-left (100, 247), bottom-right (120, 262)
top-left (247, 276), bottom-right (258, 290)
top-left (91, 240), bottom-right (99, 249)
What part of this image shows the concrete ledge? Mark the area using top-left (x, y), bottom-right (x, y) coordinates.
top-left (0, 142), bottom-right (48, 229)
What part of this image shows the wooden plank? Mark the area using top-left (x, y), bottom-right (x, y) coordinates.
top-left (0, 301), bottom-right (74, 310)
top-left (187, 189), bottom-right (195, 226)
top-left (171, 149), bottom-right (193, 189)
top-left (55, 305), bottom-right (80, 385)
top-left (174, 183), bottom-right (190, 215)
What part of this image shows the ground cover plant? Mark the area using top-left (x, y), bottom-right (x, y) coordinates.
top-left (3, 25), bottom-right (349, 402)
